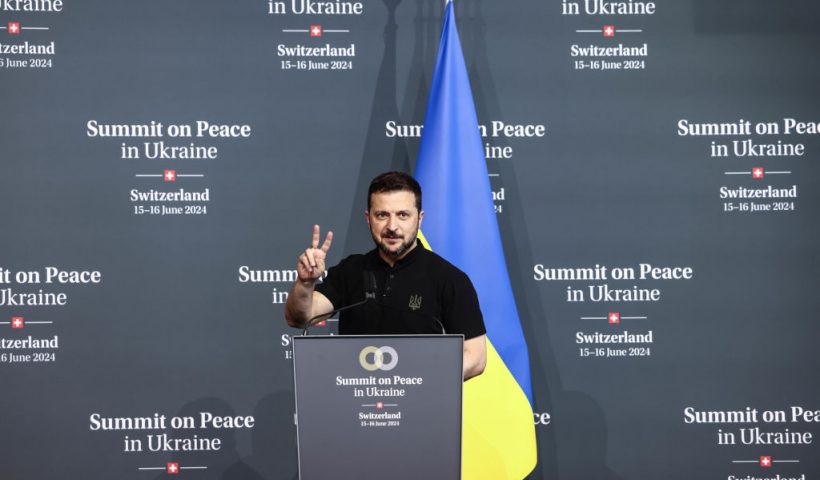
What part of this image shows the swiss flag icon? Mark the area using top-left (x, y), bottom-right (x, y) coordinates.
top-left (759, 456), bottom-right (772, 467)
top-left (752, 167), bottom-right (764, 179)
top-left (603, 25), bottom-right (615, 37)
top-left (12, 317), bottom-right (24, 329)
top-left (164, 170), bottom-right (177, 182)
top-left (608, 312), bottom-right (620, 324)
top-left (310, 25), bottom-right (322, 37)
top-left (8, 22), bottom-right (21, 35)
top-left (376, 402), bottom-right (384, 409)
top-left (167, 462), bottom-right (180, 474)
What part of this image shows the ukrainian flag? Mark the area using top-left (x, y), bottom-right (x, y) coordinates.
top-left (414, 1), bottom-right (537, 478)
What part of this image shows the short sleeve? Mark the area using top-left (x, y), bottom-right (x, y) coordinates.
top-left (443, 271), bottom-right (486, 339)
top-left (315, 261), bottom-right (348, 310)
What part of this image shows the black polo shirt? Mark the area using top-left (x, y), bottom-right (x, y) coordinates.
top-left (315, 245), bottom-right (486, 339)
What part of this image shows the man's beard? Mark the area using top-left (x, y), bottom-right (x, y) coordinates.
top-left (374, 231), bottom-right (417, 258)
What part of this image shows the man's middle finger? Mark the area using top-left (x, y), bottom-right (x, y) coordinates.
top-left (305, 248), bottom-right (317, 268)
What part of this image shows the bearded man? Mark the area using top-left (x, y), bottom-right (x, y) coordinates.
top-left (284, 171), bottom-right (486, 379)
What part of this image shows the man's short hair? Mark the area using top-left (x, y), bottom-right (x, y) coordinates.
top-left (368, 171), bottom-right (422, 211)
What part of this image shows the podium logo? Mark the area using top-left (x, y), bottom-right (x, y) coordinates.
top-left (359, 346), bottom-right (398, 371)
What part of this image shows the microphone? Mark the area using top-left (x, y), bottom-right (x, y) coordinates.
top-left (302, 271), bottom-right (378, 335)
top-left (365, 271), bottom-right (377, 300)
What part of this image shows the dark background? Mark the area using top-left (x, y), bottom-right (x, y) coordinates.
top-left (1, 1), bottom-right (818, 478)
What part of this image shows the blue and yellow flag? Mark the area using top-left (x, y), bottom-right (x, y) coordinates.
top-left (414, 2), bottom-right (537, 478)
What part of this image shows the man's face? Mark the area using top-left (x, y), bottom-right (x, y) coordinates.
top-left (366, 190), bottom-right (423, 261)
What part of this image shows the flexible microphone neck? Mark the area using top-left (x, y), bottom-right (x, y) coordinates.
top-left (432, 316), bottom-right (446, 335)
top-left (302, 271), bottom-right (377, 335)
top-left (301, 298), bottom-right (367, 335)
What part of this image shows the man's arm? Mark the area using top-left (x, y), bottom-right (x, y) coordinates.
top-left (463, 334), bottom-right (487, 380)
top-left (284, 278), bottom-right (334, 328)
top-left (284, 225), bottom-right (334, 328)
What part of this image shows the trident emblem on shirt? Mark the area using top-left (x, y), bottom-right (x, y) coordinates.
top-left (408, 294), bottom-right (422, 311)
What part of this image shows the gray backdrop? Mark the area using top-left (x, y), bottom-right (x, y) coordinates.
top-left (1, 0), bottom-right (818, 478)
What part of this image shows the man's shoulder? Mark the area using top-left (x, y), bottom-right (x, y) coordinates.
top-left (417, 248), bottom-right (469, 278)
top-left (330, 252), bottom-right (369, 270)
top-left (318, 252), bottom-right (369, 296)
top-left (328, 249), bottom-right (380, 273)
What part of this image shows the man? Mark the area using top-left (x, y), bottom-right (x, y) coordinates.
top-left (285, 172), bottom-right (487, 380)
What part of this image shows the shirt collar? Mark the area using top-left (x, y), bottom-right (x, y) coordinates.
top-left (369, 240), bottom-right (424, 270)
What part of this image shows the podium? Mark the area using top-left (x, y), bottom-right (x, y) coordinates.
top-left (292, 334), bottom-right (464, 480)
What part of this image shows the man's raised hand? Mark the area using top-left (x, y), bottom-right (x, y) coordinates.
top-left (297, 225), bottom-right (333, 284)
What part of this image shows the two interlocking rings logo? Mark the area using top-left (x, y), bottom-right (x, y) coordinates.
top-left (359, 346), bottom-right (398, 371)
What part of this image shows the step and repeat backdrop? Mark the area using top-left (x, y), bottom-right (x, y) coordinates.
top-left (1, 0), bottom-right (818, 479)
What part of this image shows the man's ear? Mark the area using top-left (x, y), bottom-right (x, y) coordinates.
top-left (418, 210), bottom-right (424, 226)
top-left (364, 210), bottom-right (370, 227)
